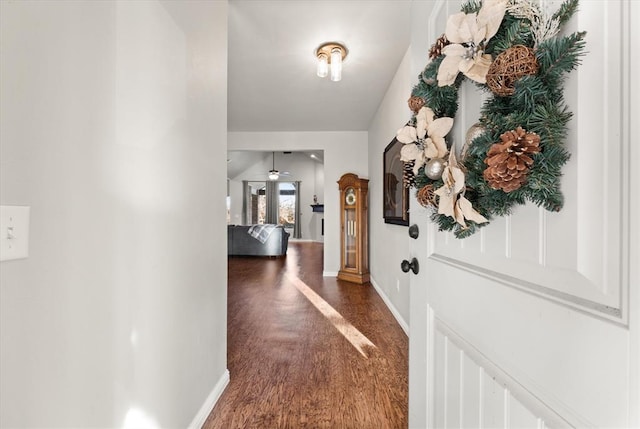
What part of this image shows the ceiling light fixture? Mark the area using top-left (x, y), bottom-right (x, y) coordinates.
top-left (315, 42), bottom-right (348, 82)
top-left (268, 152), bottom-right (279, 181)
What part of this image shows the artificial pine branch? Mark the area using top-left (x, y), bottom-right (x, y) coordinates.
top-left (413, 59), bottom-right (461, 118)
top-left (527, 103), bottom-right (573, 147)
top-left (511, 75), bottom-right (548, 112)
top-left (413, 167), bottom-right (440, 190)
top-left (487, 15), bottom-right (533, 54)
top-left (456, 222), bottom-right (482, 239)
top-left (536, 31), bottom-right (587, 88)
top-left (460, 0), bottom-right (482, 14)
top-left (552, 0), bottom-right (580, 27)
top-left (478, 188), bottom-right (520, 217)
top-left (526, 174), bottom-right (565, 211)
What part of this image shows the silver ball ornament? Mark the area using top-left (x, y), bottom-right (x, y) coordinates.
top-left (462, 122), bottom-right (486, 159)
top-left (425, 158), bottom-right (445, 180)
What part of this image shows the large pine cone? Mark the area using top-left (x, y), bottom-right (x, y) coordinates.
top-left (483, 127), bottom-right (541, 192)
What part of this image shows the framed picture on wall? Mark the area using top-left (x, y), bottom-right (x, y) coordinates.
top-left (383, 138), bottom-right (409, 226)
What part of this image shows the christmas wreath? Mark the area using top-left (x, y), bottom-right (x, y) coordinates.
top-left (398, 0), bottom-right (586, 238)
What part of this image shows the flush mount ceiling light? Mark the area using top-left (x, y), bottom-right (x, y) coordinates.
top-left (315, 42), bottom-right (348, 82)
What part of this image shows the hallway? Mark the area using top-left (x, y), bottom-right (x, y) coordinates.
top-left (204, 242), bottom-right (408, 428)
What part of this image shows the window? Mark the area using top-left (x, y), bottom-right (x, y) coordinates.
top-left (278, 182), bottom-right (296, 230)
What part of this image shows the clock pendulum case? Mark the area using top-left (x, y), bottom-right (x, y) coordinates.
top-left (337, 173), bottom-right (370, 284)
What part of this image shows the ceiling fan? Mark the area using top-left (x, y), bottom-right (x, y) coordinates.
top-left (268, 151), bottom-right (290, 181)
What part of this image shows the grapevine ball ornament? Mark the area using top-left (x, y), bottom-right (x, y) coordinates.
top-left (425, 158), bottom-right (446, 180)
top-left (486, 45), bottom-right (539, 97)
top-left (416, 184), bottom-right (437, 208)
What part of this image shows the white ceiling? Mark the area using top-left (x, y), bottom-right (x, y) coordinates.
top-left (227, 0), bottom-right (412, 132)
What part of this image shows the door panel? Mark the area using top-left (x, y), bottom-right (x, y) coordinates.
top-left (408, 1), bottom-right (636, 428)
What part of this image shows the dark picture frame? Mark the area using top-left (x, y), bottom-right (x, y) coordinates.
top-left (383, 138), bottom-right (409, 226)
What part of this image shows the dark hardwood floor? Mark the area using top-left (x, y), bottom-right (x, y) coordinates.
top-left (203, 242), bottom-right (408, 428)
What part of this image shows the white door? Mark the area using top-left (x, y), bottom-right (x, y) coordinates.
top-left (407, 1), bottom-right (639, 428)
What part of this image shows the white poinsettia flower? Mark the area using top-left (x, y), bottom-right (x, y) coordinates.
top-left (400, 143), bottom-right (428, 175)
top-left (457, 196), bottom-right (489, 225)
top-left (434, 149), bottom-right (488, 228)
top-left (423, 107), bottom-right (453, 159)
top-left (397, 124), bottom-right (421, 144)
top-left (437, 0), bottom-right (507, 87)
top-left (397, 107), bottom-right (454, 174)
top-left (438, 45), bottom-right (493, 86)
top-left (398, 119), bottom-right (428, 174)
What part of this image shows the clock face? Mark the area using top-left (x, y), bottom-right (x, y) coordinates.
top-left (345, 188), bottom-right (356, 205)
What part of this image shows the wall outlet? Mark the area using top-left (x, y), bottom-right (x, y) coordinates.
top-left (0, 206), bottom-right (30, 262)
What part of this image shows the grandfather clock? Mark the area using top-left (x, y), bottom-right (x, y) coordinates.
top-left (337, 173), bottom-right (369, 284)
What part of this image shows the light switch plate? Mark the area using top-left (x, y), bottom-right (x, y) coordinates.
top-left (0, 206), bottom-right (30, 262)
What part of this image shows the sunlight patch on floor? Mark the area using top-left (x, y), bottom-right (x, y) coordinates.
top-left (285, 273), bottom-right (377, 358)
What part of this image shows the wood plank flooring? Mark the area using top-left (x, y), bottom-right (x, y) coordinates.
top-left (203, 242), bottom-right (408, 428)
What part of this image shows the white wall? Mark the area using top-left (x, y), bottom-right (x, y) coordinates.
top-left (0, 1), bottom-right (228, 427)
top-left (228, 179), bottom-right (243, 225)
top-left (228, 132), bottom-right (368, 274)
top-left (228, 151), bottom-right (324, 241)
top-left (367, 49), bottom-right (413, 330)
top-left (312, 160), bottom-right (326, 242)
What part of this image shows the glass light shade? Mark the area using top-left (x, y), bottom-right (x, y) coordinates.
top-left (330, 47), bottom-right (342, 81)
top-left (316, 53), bottom-right (328, 77)
top-left (268, 170), bottom-right (279, 181)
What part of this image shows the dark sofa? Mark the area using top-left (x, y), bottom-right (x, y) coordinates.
top-left (227, 224), bottom-right (290, 257)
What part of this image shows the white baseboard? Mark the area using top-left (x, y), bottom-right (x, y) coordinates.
top-left (323, 271), bottom-right (338, 277)
top-left (188, 369), bottom-right (230, 429)
top-left (370, 276), bottom-right (409, 336)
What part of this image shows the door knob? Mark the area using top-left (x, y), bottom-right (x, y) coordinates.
top-left (401, 258), bottom-right (419, 275)
top-left (408, 224), bottom-right (419, 239)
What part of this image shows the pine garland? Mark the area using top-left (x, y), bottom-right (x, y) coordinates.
top-left (399, 0), bottom-right (586, 238)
